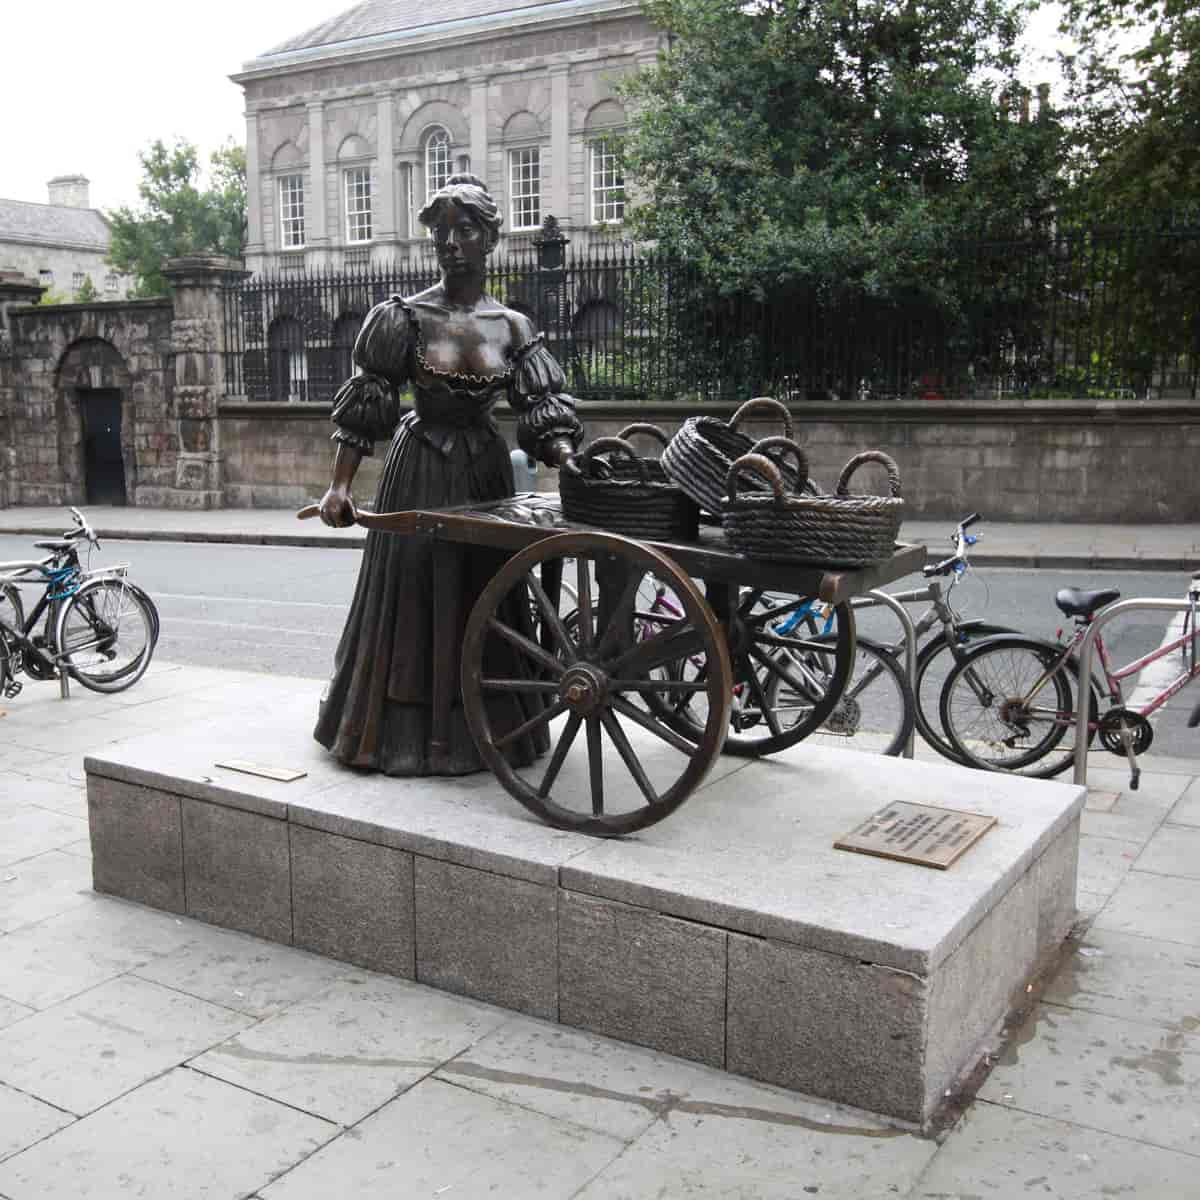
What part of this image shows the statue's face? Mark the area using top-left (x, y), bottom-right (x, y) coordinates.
top-left (431, 201), bottom-right (488, 277)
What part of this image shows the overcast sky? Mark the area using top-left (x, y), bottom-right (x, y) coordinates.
top-left (2, 0), bottom-right (1066, 217)
top-left (2, 1), bottom-right (348, 212)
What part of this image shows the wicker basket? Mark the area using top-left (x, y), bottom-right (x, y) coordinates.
top-left (661, 397), bottom-right (809, 516)
top-left (560, 430), bottom-right (700, 541)
top-left (722, 439), bottom-right (905, 567)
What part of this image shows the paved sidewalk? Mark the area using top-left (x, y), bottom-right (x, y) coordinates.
top-left (2, 504), bottom-right (1199, 569)
top-left (1, 662), bottom-right (1199, 1196)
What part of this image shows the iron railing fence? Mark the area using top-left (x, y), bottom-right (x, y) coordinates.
top-left (221, 215), bottom-right (1200, 405)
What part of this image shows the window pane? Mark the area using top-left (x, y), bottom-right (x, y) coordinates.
top-left (345, 166), bottom-right (372, 243)
top-left (279, 175), bottom-right (306, 248)
top-left (426, 130), bottom-right (452, 199)
top-left (509, 147), bottom-right (541, 230)
top-left (590, 140), bottom-right (624, 225)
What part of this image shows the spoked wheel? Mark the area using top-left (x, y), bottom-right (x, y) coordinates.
top-left (55, 576), bottom-right (156, 693)
top-left (462, 532), bottom-right (733, 836)
top-left (644, 588), bottom-right (857, 758)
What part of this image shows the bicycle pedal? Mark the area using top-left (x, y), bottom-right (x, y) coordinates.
top-left (3, 680), bottom-right (21, 699)
top-left (1129, 768), bottom-right (1140, 791)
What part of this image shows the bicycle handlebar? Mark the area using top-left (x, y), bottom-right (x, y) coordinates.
top-left (67, 507), bottom-right (100, 550)
top-left (921, 513), bottom-right (982, 578)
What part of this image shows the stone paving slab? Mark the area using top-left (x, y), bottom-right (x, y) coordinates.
top-left (1135, 821), bottom-right (1200, 880)
top-left (259, 1075), bottom-right (626, 1199)
top-left (0, 1083), bottom-right (72, 1165)
top-left (978, 1005), bottom-right (1200, 1155)
top-left (0, 1067), bottom-right (335, 1199)
top-left (189, 974), bottom-right (510, 1126)
top-left (1042, 926), bottom-right (1200, 1031)
top-left (912, 1102), bottom-right (1200, 1198)
top-left (1092, 871), bottom-right (1200, 947)
top-left (0, 973), bottom-right (251, 1116)
top-left (0, 849), bottom-right (93, 934)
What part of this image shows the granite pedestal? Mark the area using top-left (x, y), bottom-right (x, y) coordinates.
top-left (84, 698), bottom-right (1083, 1127)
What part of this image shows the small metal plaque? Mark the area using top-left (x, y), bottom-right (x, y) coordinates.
top-left (835, 802), bottom-right (996, 870)
top-left (215, 760), bottom-right (307, 783)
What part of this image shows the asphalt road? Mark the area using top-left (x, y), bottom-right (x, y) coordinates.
top-left (2, 534), bottom-right (1196, 761)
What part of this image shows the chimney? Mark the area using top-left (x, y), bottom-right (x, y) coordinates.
top-left (47, 175), bottom-right (91, 209)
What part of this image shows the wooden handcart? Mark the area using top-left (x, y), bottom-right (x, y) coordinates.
top-left (336, 494), bottom-right (925, 836)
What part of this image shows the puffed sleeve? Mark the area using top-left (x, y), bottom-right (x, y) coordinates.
top-left (329, 297), bottom-right (412, 454)
top-left (510, 330), bottom-right (584, 464)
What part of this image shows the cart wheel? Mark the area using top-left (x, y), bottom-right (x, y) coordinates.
top-left (461, 532), bottom-right (732, 835)
top-left (644, 590), bottom-right (857, 758)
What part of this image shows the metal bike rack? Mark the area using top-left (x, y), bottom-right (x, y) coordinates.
top-left (849, 589), bottom-right (919, 758)
top-left (1073, 597), bottom-right (1191, 787)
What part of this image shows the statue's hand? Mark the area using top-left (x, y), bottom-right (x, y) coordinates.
top-left (543, 437), bottom-right (578, 472)
top-left (319, 486), bottom-right (357, 528)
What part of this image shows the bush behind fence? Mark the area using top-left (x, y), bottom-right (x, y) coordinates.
top-left (221, 216), bottom-right (1200, 406)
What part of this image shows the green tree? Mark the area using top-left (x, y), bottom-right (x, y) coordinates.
top-left (106, 138), bottom-right (247, 298)
top-left (74, 275), bottom-right (98, 303)
top-left (620, 0), bottom-right (1062, 304)
top-left (1059, 0), bottom-right (1199, 213)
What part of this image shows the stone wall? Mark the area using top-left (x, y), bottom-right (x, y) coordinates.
top-left (0, 257), bottom-right (245, 509)
top-left (216, 396), bottom-right (1200, 522)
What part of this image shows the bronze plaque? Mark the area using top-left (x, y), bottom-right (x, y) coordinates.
top-left (834, 802), bottom-right (996, 870)
top-left (215, 760), bottom-right (307, 783)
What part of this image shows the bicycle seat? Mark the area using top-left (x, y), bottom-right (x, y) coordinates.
top-left (1055, 587), bottom-right (1120, 618)
top-left (32, 540), bottom-right (73, 552)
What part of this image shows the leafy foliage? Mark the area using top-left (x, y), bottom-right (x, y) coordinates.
top-left (1058, 0), bottom-right (1199, 214)
top-left (73, 276), bottom-right (98, 303)
top-left (106, 138), bottom-right (246, 297)
top-left (620, 0), bottom-right (1063, 308)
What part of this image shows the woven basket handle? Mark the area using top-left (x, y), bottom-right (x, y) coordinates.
top-left (726, 452), bottom-right (798, 505)
top-left (746, 435), bottom-right (810, 489)
top-left (727, 396), bottom-right (794, 440)
top-left (616, 423), bottom-right (670, 450)
top-left (835, 451), bottom-right (903, 498)
top-left (577, 436), bottom-right (649, 483)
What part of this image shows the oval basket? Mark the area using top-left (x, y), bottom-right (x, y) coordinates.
top-left (560, 428), bottom-right (700, 541)
top-left (722, 440), bottom-right (905, 567)
top-left (661, 397), bottom-right (809, 516)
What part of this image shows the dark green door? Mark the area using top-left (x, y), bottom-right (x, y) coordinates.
top-left (80, 390), bottom-right (126, 505)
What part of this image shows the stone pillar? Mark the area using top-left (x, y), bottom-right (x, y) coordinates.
top-left (550, 66), bottom-right (570, 225)
top-left (470, 80), bottom-right (489, 186)
top-left (160, 257), bottom-right (247, 510)
top-left (244, 108), bottom-right (266, 272)
top-left (307, 101), bottom-right (328, 258)
top-left (0, 277), bottom-right (44, 507)
top-left (375, 92), bottom-right (396, 246)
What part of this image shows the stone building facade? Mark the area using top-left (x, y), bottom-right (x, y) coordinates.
top-left (0, 177), bottom-right (132, 301)
top-left (232, 0), bottom-right (660, 275)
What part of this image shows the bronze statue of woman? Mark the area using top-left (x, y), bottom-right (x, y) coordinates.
top-left (314, 174), bottom-right (584, 775)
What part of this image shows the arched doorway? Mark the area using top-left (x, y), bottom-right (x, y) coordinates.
top-left (55, 338), bottom-right (133, 506)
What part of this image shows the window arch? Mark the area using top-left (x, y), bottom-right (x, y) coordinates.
top-left (425, 128), bottom-right (452, 200)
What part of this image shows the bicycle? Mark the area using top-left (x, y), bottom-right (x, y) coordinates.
top-left (938, 572), bottom-right (1200, 785)
top-left (0, 507), bottom-right (159, 697)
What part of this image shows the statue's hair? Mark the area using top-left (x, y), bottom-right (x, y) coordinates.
top-left (418, 173), bottom-right (503, 250)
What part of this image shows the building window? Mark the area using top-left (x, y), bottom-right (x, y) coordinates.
top-left (72, 272), bottom-right (86, 291)
top-left (425, 129), bottom-right (452, 200)
top-left (104, 273), bottom-right (119, 294)
top-left (344, 166), bottom-right (372, 243)
top-left (279, 175), bottom-right (306, 248)
top-left (509, 148), bottom-right (541, 230)
top-left (39, 269), bottom-right (53, 287)
top-left (590, 139), bottom-right (625, 225)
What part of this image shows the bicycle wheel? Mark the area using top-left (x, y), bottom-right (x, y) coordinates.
top-left (55, 577), bottom-right (155, 693)
top-left (643, 590), bottom-right (856, 757)
top-left (939, 637), bottom-right (1085, 778)
top-left (914, 623), bottom-right (1014, 763)
top-left (0, 583), bottom-right (23, 635)
top-left (765, 635), bottom-right (915, 756)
